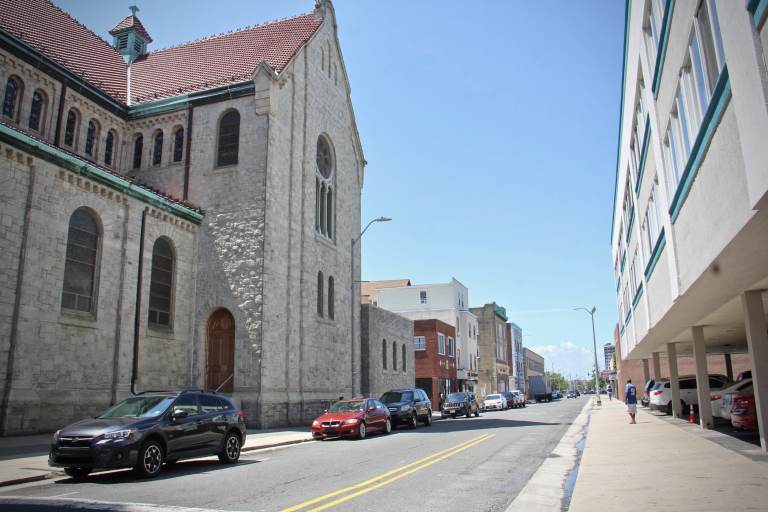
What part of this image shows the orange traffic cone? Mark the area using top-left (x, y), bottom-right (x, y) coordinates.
top-left (688, 403), bottom-right (696, 423)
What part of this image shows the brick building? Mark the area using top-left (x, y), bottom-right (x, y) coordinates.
top-left (0, 0), bottom-right (368, 433)
top-left (413, 319), bottom-right (457, 411)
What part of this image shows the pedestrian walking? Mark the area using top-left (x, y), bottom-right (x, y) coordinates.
top-left (625, 378), bottom-right (637, 424)
top-left (607, 385), bottom-right (613, 401)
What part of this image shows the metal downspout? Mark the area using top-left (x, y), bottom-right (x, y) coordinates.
top-left (131, 207), bottom-right (148, 395)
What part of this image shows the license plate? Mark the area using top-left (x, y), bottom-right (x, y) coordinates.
top-left (325, 429), bottom-right (337, 434)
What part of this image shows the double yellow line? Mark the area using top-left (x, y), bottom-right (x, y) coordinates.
top-left (280, 433), bottom-right (494, 512)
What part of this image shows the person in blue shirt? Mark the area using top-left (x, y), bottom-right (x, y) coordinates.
top-left (625, 378), bottom-right (637, 424)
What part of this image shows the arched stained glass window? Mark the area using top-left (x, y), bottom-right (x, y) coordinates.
top-left (133, 134), bottom-right (143, 169)
top-left (173, 127), bottom-right (184, 162)
top-left (61, 208), bottom-right (99, 313)
top-left (317, 271), bottom-right (324, 317)
top-left (64, 109), bottom-right (79, 147)
top-left (217, 110), bottom-right (240, 167)
top-left (148, 238), bottom-right (174, 327)
top-left (85, 120), bottom-right (98, 157)
top-left (104, 130), bottom-right (116, 166)
top-left (2, 76), bottom-right (21, 119)
top-left (152, 130), bottom-right (163, 166)
top-left (28, 90), bottom-right (46, 131)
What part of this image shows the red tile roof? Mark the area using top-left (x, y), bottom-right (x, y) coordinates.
top-left (0, 0), bottom-right (128, 101)
top-left (0, 0), bottom-right (322, 105)
top-left (109, 15), bottom-right (153, 43)
top-left (129, 13), bottom-right (321, 103)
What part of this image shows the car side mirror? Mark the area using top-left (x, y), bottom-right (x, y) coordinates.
top-left (367, 406), bottom-right (376, 412)
top-left (171, 409), bottom-right (189, 421)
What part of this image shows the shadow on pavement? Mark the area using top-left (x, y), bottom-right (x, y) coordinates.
top-left (53, 458), bottom-right (262, 486)
top-left (399, 417), bottom-right (562, 433)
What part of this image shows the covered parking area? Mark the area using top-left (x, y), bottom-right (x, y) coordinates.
top-left (625, 208), bottom-right (768, 451)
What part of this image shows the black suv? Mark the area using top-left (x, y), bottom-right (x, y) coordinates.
top-left (441, 392), bottom-right (481, 418)
top-left (49, 390), bottom-right (246, 480)
top-left (380, 388), bottom-right (432, 428)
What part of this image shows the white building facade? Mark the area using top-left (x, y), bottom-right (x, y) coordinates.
top-left (375, 278), bottom-right (480, 391)
top-left (612, 0), bottom-right (768, 450)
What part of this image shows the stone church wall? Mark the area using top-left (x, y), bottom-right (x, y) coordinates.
top-left (0, 139), bottom-right (198, 434)
top-left (360, 304), bottom-right (415, 398)
top-left (258, 9), bottom-right (363, 427)
top-left (186, 94), bottom-right (268, 424)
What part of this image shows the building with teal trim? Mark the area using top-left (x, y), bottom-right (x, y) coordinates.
top-left (0, 0), bottom-right (368, 433)
top-left (611, 0), bottom-right (768, 451)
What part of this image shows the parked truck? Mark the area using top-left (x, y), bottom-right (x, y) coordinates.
top-left (528, 375), bottom-right (552, 402)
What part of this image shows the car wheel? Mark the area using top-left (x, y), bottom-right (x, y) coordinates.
top-left (134, 439), bottom-right (163, 478)
top-left (666, 401), bottom-right (673, 415)
top-left (408, 413), bottom-right (417, 429)
top-left (474, 409), bottom-right (480, 417)
top-left (465, 408), bottom-right (472, 418)
top-left (451, 413), bottom-right (456, 419)
top-left (358, 421), bottom-right (367, 440)
top-left (384, 418), bottom-right (392, 434)
top-left (218, 431), bottom-right (241, 464)
top-left (424, 412), bottom-right (432, 426)
top-left (64, 467), bottom-right (91, 481)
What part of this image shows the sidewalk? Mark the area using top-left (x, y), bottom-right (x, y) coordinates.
top-left (0, 427), bottom-right (314, 488)
top-left (569, 399), bottom-right (768, 511)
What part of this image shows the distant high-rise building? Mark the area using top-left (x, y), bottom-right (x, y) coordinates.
top-left (604, 342), bottom-right (616, 371)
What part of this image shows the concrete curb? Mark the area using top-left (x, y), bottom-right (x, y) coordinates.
top-left (241, 437), bottom-right (314, 453)
top-left (0, 472), bottom-right (55, 488)
top-left (504, 399), bottom-right (592, 511)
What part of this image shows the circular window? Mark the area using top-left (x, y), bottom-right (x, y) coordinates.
top-left (316, 136), bottom-right (333, 179)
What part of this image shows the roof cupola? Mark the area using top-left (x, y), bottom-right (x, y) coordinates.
top-left (109, 5), bottom-right (152, 64)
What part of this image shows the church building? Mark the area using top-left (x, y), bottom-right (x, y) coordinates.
top-left (0, 0), bottom-right (365, 433)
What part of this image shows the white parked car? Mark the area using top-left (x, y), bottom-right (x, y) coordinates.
top-left (483, 394), bottom-right (507, 411)
top-left (649, 375), bottom-right (730, 415)
top-left (717, 379), bottom-right (753, 421)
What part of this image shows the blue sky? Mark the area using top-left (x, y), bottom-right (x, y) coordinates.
top-left (57, 0), bottom-right (626, 379)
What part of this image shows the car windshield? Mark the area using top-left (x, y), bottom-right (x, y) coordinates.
top-left (98, 396), bottom-right (175, 419)
top-left (486, 394), bottom-right (501, 400)
top-left (381, 391), bottom-right (412, 403)
top-left (329, 400), bottom-right (366, 412)
top-left (447, 393), bottom-right (465, 401)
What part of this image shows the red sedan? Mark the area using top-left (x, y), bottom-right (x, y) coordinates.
top-left (731, 396), bottom-right (757, 430)
top-left (311, 398), bottom-right (391, 440)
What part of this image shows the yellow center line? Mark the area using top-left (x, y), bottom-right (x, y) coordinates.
top-left (279, 433), bottom-right (493, 512)
top-left (304, 433), bottom-right (495, 512)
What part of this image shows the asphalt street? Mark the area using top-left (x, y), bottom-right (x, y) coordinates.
top-left (0, 397), bottom-right (588, 512)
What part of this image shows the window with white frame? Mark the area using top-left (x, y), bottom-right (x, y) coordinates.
top-left (642, 177), bottom-right (663, 258)
top-left (643, 0), bottom-right (665, 70)
top-left (448, 336), bottom-right (455, 357)
top-left (438, 333), bottom-right (446, 355)
top-left (632, 248), bottom-right (642, 296)
top-left (414, 336), bottom-right (426, 351)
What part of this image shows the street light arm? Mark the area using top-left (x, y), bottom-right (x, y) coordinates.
top-left (353, 216), bottom-right (392, 245)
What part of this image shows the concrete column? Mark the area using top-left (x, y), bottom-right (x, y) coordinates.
top-left (724, 353), bottom-right (733, 382)
top-left (667, 343), bottom-right (682, 418)
top-left (742, 291), bottom-right (768, 452)
top-left (692, 327), bottom-right (713, 429)
top-left (652, 352), bottom-right (662, 380)
top-left (642, 358), bottom-right (650, 385)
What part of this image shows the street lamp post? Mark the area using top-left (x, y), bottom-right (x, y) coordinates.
top-left (575, 306), bottom-right (602, 406)
top-left (350, 216), bottom-right (391, 397)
